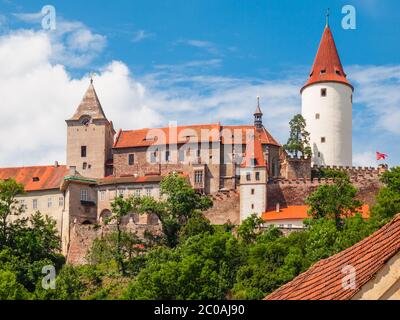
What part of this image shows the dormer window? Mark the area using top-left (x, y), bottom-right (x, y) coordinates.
top-left (335, 70), bottom-right (341, 76)
top-left (80, 117), bottom-right (91, 126)
top-left (320, 69), bottom-right (326, 75)
top-left (32, 177), bottom-right (40, 182)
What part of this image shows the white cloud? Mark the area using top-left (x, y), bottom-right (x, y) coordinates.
top-left (179, 39), bottom-right (220, 55)
top-left (132, 30), bottom-right (153, 43)
top-left (13, 11), bottom-right (106, 68)
top-left (349, 65), bottom-right (400, 135)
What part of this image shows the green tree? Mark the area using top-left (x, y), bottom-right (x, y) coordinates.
top-left (123, 230), bottom-right (242, 300)
top-left (236, 214), bottom-right (265, 244)
top-left (0, 179), bottom-right (25, 249)
top-left (370, 167), bottom-right (400, 226)
top-left (305, 179), bottom-right (362, 228)
top-left (133, 173), bottom-right (213, 248)
top-left (108, 196), bottom-right (135, 275)
top-left (0, 269), bottom-right (31, 300)
top-left (283, 114), bottom-right (312, 158)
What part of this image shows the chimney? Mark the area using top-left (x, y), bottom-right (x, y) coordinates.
top-left (54, 161), bottom-right (59, 168)
top-left (69, 166), bottom-right (77, 176)
top-left (276, 203), bottom-right (280, 213)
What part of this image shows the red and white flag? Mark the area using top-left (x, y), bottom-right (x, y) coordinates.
top-left (376, 152), bottom-right (388, 161)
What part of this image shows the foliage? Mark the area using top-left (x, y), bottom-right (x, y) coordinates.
top-left (123, 230), bottom-right (242, 300)
top-left (283, 114), bottom-right (312, 158)
top-left (305, 178), bottom-right (362, 228)
top-left (236, 214), bottom-right (265, 244)
top-left (370, 167), bottom-right (400, 226)
top-left (132, 173), bottom-right (213, 248)
top-left (86, 231), bottom-right (146, 276)
top-left (0, 269), bottom-right (31, 300)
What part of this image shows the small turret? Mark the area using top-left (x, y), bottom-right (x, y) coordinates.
top-left (254, 96), bottom-right (263, 129)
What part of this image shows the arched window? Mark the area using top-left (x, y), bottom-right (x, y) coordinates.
top-left (99, 209), bottom-right (112, 224)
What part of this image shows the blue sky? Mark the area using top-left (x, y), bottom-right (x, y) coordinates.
top-left (0, 0), bottom-right (399, 167)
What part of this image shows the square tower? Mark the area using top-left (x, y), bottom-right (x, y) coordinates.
top-left (66, 81), bottom-right (115, 179)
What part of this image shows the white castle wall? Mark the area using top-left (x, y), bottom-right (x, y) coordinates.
top-left (302, 82), bottom-right (353, 167)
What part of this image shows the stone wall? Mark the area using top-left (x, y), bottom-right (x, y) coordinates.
top-left (204, 190), bottom-right (240, 225)
top-left (66, 220), bottom-right (162, 265)
top-left (267, 175), bottom-right (383, 210)
top-left (281, 157), bottom-right (312, 180)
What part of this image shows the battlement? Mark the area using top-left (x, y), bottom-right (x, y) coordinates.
top-left (312, 164), bottom-right (388, 178)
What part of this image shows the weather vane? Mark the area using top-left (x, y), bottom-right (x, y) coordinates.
top-left (89, 72), bottom-right (98, 83)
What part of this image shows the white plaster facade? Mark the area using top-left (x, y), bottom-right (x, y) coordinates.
top-left (302, 82), bottom-right (353, 167)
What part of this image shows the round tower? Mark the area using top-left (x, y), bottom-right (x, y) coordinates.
top-left (301, 21), bottom-right (354, 167)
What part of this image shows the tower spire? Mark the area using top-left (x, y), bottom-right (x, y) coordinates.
top-left (254, 96), bottom-right (263, 129)
top-left (326, 8), bottom-right (330, 27)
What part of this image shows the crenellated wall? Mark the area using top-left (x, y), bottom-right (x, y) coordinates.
top-left (267, 167), bottom-right (385, 210)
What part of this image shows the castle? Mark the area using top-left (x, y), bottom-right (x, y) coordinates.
top-left (0, 22), bottom-right (386, 261)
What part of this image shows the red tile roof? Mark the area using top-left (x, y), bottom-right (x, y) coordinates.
top-left (262, 205), bottom-right (370, 222)
top-left (0, 165), bottom-right (68, 192)
top-left (114, 124), bottom-right (280, 149)
top-left (241, 133), bottom-right (266, 168)
top-left (302, 26), bottom-right (353, 93)
top-left (265, 214), bottom-right (400, 301)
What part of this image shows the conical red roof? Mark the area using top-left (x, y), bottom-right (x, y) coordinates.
top-left (301, 26), bottom-right (353, 92)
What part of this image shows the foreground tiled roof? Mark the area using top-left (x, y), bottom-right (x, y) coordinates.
top-left (114, 124), bottom-right (280, 149)
top-left (301, 26), bottom-right (353, 92)
top-left (265, 214), bottom-right (400, 300)
top-left (262, 205), bottom-right (369, 222)
top-left (0, 165), bottom-right (68, 192)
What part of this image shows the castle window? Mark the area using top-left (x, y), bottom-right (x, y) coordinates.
top-left (134, 189), bottom-right (141, 197)
top-left (33, 199), bottom-right (38, 210)
top-left (150, 151), bottom-right (157, 164)
top-left (59, 197), bottom-right (64, 207)
top-left (195, 171), bottom-right (204, 184)
top-left (197, 149), bottom-right (201, 158)
top-left (83, 162), bottom-right (87, 170)
top-left (318, 152), bottom-right (321, 158)
top-left (48, 198), bottom-right (52, 208)
top-left (246, 173), bottom-right (251, 181)
top-left (80, 189), bottom-right (88, 201)
top-left (100, 191), bottom-right (106, 201)
top-left (128, 154), bottom-right (135, 166)
top-left (321, 88), bottom-right (327, 97)
top-left (321, 137), bottom-right (326, 143)
top-left (178, 149), bottom-right (185, 162)
top-left (315, 113), bottom-right (320, 120)
top-left (251, 189), bottom-right (255, 195)
top-left (251, 204), bottom-right (255, 210)
top-left (255, 172), bottom-right (260, 181)
top-left (81, 146), bottom-right (87, 158)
